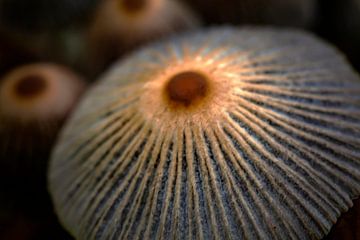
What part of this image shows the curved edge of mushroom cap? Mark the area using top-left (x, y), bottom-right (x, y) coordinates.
top-left (49, 26), bottom-right (360, 239)
top-left (0, 63), bottom-right (86, 164)
top-left (86, 0), bottom-right (201, 76)
top-left (92, 0), bottom-right (201, 41)
top-left (0, 63), bottom-right (85, 123)
top-left (0, 63), bottom-right (87, 221)
top-left (325, 198), bottom-right (360, 239)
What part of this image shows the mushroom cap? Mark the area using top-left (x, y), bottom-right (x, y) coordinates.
top-left (0, 63), bottom-right (85, 124)
top-left (0, 63), bottom-right (86, 172)
top-left (49, 27), bottom-right (360, 239)
top-left (87, 0), bottom-right (200, 76)
top-left (0, 63), bottom-right (86, 218)
top-left (90, 0), bottom-right (200, 45)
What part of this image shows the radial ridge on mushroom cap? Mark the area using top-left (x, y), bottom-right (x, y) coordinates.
top-left (49, 27), bottom-right (360, 240)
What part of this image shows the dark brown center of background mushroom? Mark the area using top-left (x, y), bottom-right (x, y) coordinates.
top-left (165, 71), bottom-right (208, 106)
top-left (14, 74), bottom-right (47, 99)
top-left (118, 0), bottom-right (148, 14)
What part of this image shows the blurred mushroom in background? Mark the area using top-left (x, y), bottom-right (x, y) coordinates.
top-left (86, 0), bottom-right (201, 78)
top-left (0, 63), bottom-right (86, 240)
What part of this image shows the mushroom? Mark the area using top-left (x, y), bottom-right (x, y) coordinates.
top-left (87, 0), bottom-right (201, 77)
top-left (0, 63), bottom-right (86, 214)
top-left (49, 27), bottom-right (360, 239)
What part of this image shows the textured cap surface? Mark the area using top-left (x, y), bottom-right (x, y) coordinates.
top-left (50, 27), bottom-right (360, 240)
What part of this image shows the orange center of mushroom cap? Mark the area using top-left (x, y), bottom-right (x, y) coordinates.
top-left (165, 71), bottom-right (209, 107)
top-left (14, 74), bottom-right (47, 99)
top-left (118, 0), bottom-right (148, 15)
